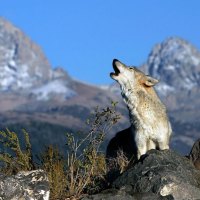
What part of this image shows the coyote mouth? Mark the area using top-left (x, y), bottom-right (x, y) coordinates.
top-left (110, 59), bottom-right (120, 77)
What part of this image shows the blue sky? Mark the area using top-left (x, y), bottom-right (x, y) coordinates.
top-left (1, 1), bottom-right (200, 84)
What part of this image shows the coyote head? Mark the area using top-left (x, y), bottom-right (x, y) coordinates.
top-left (110, 59), bottom-right (159, 88)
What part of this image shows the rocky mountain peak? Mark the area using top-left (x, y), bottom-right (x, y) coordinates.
top-left (0, 17), bottom-right (52, 91)
top-left (145, 37), bottom-right (200, 94)
top-left (52, 67), bottom-right (72, 80)
top-left (0, 17), bottom-right (77, 101)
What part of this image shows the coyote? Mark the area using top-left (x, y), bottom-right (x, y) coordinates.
top-left (107, 59), bottom-right (172, 160)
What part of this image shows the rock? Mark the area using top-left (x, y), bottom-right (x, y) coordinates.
top-left (82, 188), bottom-right (134, 200)
top-left (189, 139), bottom-right (200, 170)
top-left (82, 188), bottom-right (173, 200)
top-left (0, 169), bottom-right (50, 200)
top-left (112, 149), bottom-right (200, 200)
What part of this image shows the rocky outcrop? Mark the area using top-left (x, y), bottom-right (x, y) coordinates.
top-left (82, 188), bottom-right (174, 200)
top-left (85, 149), bottom-right (200, 200)
top-left (83, 188), bottom-right (173, 200)
top-left (0, 169), bottom-right (50, 200)
top-left (189, 139), bottom-right (200, 170)
top-left (112, 149), bottom-right (200, 199)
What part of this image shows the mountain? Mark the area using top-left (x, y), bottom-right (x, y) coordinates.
top-left (0, 17), bottom-right (79, 102)
top-left (0, 17), bottom-right (51, 91)
top-left (0, 17), bottom-right (199, 155)
top-left (147, 37), bottom-right (200, 92)
top-left (144, 37), bottom-right (200, 106)
top-left (142, 37), bottom-right (200, 154)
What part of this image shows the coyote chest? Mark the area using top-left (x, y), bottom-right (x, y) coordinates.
top-left (110, 59), bottom-right (172, 159)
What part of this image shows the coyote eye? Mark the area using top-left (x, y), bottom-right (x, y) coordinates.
top-left (129, 67), bottom-right (134, 70)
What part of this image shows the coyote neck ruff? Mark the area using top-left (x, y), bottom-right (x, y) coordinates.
top-left (110, 59), bottom-right (172, 159)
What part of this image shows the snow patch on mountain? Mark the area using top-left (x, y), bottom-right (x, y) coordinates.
top-left (32, 80), bottom-right (76, 101)
top-left (0, 59), bottom-right (37, 91)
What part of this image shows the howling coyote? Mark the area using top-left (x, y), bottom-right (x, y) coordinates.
top-left (108, 59), bottom-right (172, 160)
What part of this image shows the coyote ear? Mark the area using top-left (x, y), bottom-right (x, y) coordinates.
top-left (144, 76), bottom-right (159, 86)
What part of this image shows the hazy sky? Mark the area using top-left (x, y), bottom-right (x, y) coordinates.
top-left (1, 1), bottom-right (200, 84)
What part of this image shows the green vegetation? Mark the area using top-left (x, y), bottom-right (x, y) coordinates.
top-left (0, 129), bottom-right (34, 174)
top-left (0, 102), bottom-right (129, 200)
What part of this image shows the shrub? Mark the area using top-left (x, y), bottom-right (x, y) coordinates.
top-left (0, 129), bottom-right (34, 175)
top-left (64, 102), bottom-right (120, 198)
top-left (39, 145), bottom-right (67, 199)
top-left (0, 102), bottom-right (122, 199)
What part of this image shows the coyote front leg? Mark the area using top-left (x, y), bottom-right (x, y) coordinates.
top-left (158, 141), bottom-right (169, 150)
top-left (136, 135), bottom-right (148, 159)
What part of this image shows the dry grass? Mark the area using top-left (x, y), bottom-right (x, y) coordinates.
top-left (114, 150), bottom-right (130, 173)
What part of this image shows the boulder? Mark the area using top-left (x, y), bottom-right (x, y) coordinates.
top-left (82, 187), bottom-right (173, 200)
top-left (189, 139), bottom-right (200, 170)
top-left (0, 169), bottom-right (50, 200)
top-left (112, 149), bottom-right (200, 199)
